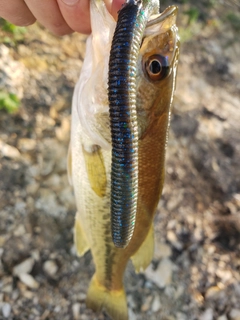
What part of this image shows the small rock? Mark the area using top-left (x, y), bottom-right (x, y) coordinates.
top-left (127, 295), bottom-right (137, 310)
top-left (26, 196), bottom-right (35, 211)
top-left (205, 286), bottom-right (222, 299)
top-left (11, 289), bottom-right (19, 301)
top-left (144, 280), bottom-right (154, 289)
top-left (192, 290), bottom-right (204, 304)
top-left (55, 117), bottom-right (70, 142)
top-left (217, 315), bottom-right (227, 320)
top-left (216, 269), bottom-right (232, 283)
top-left (0, 141), bottom-right (21, 159)
top-left (2, 284), bottom-right (12, 294)
top-left (14, 200), bottom-right (26, 214)
top-left (26, 182), bottom-right (40, 195)
top-left (72, 303), bottom-right (81, 320)
top-left (43, 174), bottom-right (62, 191)
top-left (54, 305), bottom-right (62, 313)
top-left (13, 224), bottom-right (26, 237)
top-left (207, 245), bottom-right (216, 255)
top-left (41, 309), bottom-right (51, 319)
top-left (151, 295), bottom-right (162, 313)
top-left (0, 236), bottom-right (6, 247)
top-left (18, 138), bottom-right (36, 152)
top-left (167, 220), bottom-right (177, 229)
top-left (154, 242), bottom-right (172, 260)
top-left (23, 290), bottom-right (34, 299)
top-left (145, 258), bottom-right (172, 288)
top-left (39, 157), bottom-right (55, 176)
top-left (59, 187), bottom-right (75, 210)
top-left (76, 292), bottom-right (86, 301)
top-left (230, 309), bottom-right (240, 320)
top-left (128, 308), bottom-right (137, 320)
top-left (175, 285), bottom-right (185, 299)
top-left (176, 312), bottom-right (187, 320)
top-left (2, 302), bottom-right (11, 318)
top-left (31, 250), bottom-right (40, 262)
top-left (164, 285), bottom-right (176, 298)
top-left (166, 191), bottom-right (184, 211)
top-left (19, 273), bottom-right (39, 289)
top-left (13, 257), bottom-right (34, 276)
top-left (28, 164), bottom-right (41, 178)
top-left (1, 236), bottom-right (31, 271)
top-left (200, 308), bottom-right (213, 320)
top-left (141, 295), bottom-right (152, 312)
top-left (43, 260), bottom-right (58, 277)
top-left (233, 193), bottom-right (240, 207)
top-left (167, 230), bottom-right (183, 250)
top-left (35, 188), bottom-right (67, 217)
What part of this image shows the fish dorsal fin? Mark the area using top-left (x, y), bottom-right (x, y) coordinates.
top-left (131, 224), bottom-right (154, 273)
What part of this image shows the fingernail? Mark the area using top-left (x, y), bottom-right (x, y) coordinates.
top-left (61, 0), bottom-right (79, 6)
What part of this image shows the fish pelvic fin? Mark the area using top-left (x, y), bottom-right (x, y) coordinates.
top-left (74, 214), bottom-right (90, 256)
top-left (86, 274), bottom-right (128, 320)
top-left (131, 224), bottom-right (154, 273)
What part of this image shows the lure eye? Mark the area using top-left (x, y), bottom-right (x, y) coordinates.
top-left (144, 54), bottom-right (170, 81)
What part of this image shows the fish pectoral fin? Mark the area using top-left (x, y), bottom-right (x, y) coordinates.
top-left (74, 214), bottom-right (90, 257)
top-left (67, 143), bottom-right (73, 186)
top-left (82, 144), bottom-right (107, 198)
top-left (131, 224), bottom-right (154, 273)
top-left (86, 274), bottom-right (128, 320)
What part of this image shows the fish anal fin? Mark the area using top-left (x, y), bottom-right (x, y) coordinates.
top-left (86, 274), bottom-right (128, 320)
top-left (74, 214), bottom-right (90, 257)
top-left (82, 144), bottom-right (107, 198)
top-left (131, 224), bottom-right (154, 273)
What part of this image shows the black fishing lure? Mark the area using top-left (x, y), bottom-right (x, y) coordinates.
top-left (108, 0), bottom-right (159, 248)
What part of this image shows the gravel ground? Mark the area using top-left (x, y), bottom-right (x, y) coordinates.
top-left (0, 2), bottom-right (240, 320)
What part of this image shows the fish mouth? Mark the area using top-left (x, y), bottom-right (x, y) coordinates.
top-left (108, 0), bottom-right (159, 248)
top-left (146, 5), bottom-right (177, 27)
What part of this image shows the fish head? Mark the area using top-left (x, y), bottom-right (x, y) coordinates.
top-left (136, 6), bottom-right (180, 136)
top-left (74, 2), bottom-right (179, 149)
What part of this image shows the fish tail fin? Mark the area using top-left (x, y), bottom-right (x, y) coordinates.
top-left (86, 274), bottom-right (128, 320)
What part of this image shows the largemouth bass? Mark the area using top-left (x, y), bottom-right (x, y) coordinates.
top-left (68, 0), bottom-right (180, 319)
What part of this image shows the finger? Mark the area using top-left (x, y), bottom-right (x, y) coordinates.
top-left (57, 0), bottom-right (91, 34)
top-left (111, 0), bottom-right (125, 20)
top-left (103, 0), bottom-right (112, 14)
top-left (0, 0), bottom-right (36, 26)
top-left (24, 0), bottom-right (73, 36)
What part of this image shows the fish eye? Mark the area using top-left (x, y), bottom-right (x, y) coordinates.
top-left (144, 54), bottom-right (170, 81)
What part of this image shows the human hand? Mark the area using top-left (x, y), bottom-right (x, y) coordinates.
top-left (0, 0), bottom-right (125, 35)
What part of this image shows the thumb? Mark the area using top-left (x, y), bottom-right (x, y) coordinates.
top-left (110, 0), bottom-right (125, 20)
